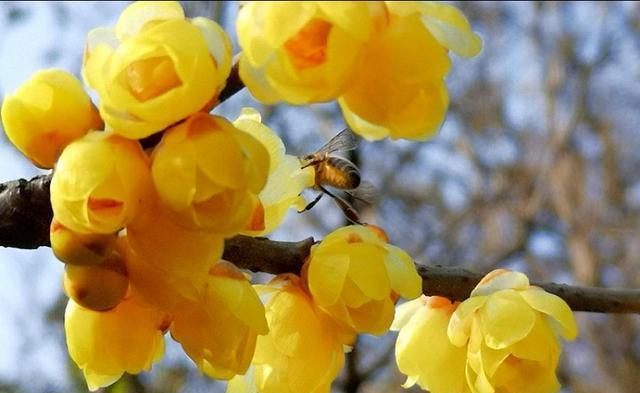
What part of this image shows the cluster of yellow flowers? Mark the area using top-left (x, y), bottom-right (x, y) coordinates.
top-left (226, 225), bottom-right (423, 393)
top-left (0, 1), bottom-right (315, 390)
top-left (0, 1), bottom-right (579, 393)
top-left (237, 2), bottom-right (482, 140)
top-left (393, 270), bottom-right (578, 393)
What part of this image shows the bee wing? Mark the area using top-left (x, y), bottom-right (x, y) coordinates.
top-left (314, 128), bottom-right (358, 156)
top-left (345, 180), bottom-right (378, 205)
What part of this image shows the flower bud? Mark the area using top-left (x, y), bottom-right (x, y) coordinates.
top-left (51, 131), bottom-right (151, 234)
top-left (63, 252), bottom-right (128, 312)
top-left (151, 113), bottom-right (269, 235)
top-left (0, 68), bottom-right (102, 168)
top-left (305, 225), bottom-right (421, 335)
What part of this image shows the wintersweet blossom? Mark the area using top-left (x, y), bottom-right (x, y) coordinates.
top-left (392, 296), bottom-right (469, 393)
top-left (65, 296), bottom-right (169, 391)
top-left (51, 131), bottom-right (151, 234)
top-left (82, 1), bottom-right (232, 138)
top-left (306, 225), bottom-right (422, 335)
top-left (233, 274), bottom-right (348, 393)
top-left (234, 108), bottom-right (315, 236)
top-left (171, 261), bottom-right (268, 380)
top-left (0, 68), bottom-right (102, 168)
top-left (151, 113), bottom-right (269, 235)
top-left (448, 270), bottom-right (578, 393)
top-left (237, 2), bottom-right (386, 104)
top-left (338, 2), bottom-right (482, 141)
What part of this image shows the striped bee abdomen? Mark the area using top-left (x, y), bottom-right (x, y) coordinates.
top-left (316, 157), bottom-right (361, 190)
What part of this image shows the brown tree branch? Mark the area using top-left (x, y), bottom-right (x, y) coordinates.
top-left (1, 174), bottom-right (639, 314)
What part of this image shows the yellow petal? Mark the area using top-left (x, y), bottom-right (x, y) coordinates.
top-left (262, 2), bottom-right (316, 48)
top-left (448, 296), bottom-right (486, 346)
top-left (509, 314), bottom-right (559, 363)
top-left (471, 270), bottom-right (530, 297)
top-left (150, 130), bottom-right (198, 210)
top-left (238, 55), bottom-right (282, 104)
top-left (520, 288), bottom-right (578, 340)
top-left (349, 297), bottom-right (395, 335)
top-left (115, 1), bottom-right (185, 41)
top-left (338, 99), bottom-right (390, 141)
top-left (391, 296), bottom-right (424, 331)
top-left (307, 253), bottom-right (350, 307)
top-left (347, 242), bottom-right (390, 300)
top-left (233, 107), bottom-right (285, 171)
top-left (395, 301), bottom-right (468, 393)
top-left (479, 290), bottom-right (536, 349)
top-left (385, 245), bottom-right (422, 299)
top-left (417, 2), bottom-right (483, 58)
top-left (191, 16), bottom-right (233, 82)
top-left (232, 128), bottom-right (271, 193)
top-left (316, 2), bottom-right (378, 40)
top-left (208, 268), bottom-right (269, 335)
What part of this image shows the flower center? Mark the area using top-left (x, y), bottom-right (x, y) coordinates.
top-left (126, 56), bottom-right (182, 102)
top-left (284, 19), bottom-right (332, 70)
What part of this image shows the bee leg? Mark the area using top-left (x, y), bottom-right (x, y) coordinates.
top-left (301, 192), bottom-right (324, 212)
top-left (318, 186), bottom-right (362, 225)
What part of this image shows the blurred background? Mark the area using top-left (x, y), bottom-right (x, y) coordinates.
top-left (0, 1), bottom-right (639, 392)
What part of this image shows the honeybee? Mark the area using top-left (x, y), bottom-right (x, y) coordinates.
top-left (300, 128), bottom-right (374, 224)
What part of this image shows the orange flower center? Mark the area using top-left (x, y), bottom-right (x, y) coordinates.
top-left (126, 56), bottom-right (182, 102)
top-left (284, 19), bottom-right (332, 70)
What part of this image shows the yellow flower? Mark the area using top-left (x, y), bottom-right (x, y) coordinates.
top-left (51, 131), bottom-right (152, 234)
top-left (151, 113), bottom-right (269, 235)
top-left (306, 225), bottom-right (422, 335)
top-left (247, 274), bottom-right (348, 393)
top-left (338, 2), bottom-right (482, 141)
top-left (448, 270), bottom-right (578, 393)
top-left (237, 2), bottom-right (387, 104)
top-left (234, 108), bottom-right (315, 236)
top-left (126, 194), bottom-right (224, 302)
top-left (83, 1), bottom-right (232, 139)
top-left (0, 68), bottom-right (102, 168)
top-left (171, 261), bottom-right (268, 380)
top-left (391, 296), bottom-right (469, 393)
top-left (65, 295), bottom-right (169, 391)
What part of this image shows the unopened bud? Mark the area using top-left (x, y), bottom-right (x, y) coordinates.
top-left (63, 251), bottom-right (128, 311)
